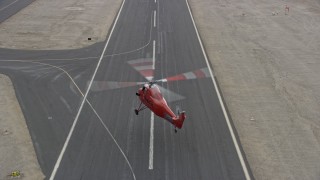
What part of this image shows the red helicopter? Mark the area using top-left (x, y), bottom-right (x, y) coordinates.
top-left (135, 82), bottom-right (186, 133)
top-left (89, 58), bottom-right (210, 132)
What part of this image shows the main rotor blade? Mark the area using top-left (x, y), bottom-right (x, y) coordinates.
top-left (89, 67), bottom-right (210, 92)
top-left (128, 58), bottom-right (154, 81)
top-left (90, 81), bottom-right (144, 92)
top-left (158, 86), bottom-right (185, 103)
top-left (157, 67), bottom-right (210, 82)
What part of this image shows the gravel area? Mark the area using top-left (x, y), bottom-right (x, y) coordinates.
top-left (0, 0), bottom-right (122, 50)
top-left (189, 0), bottom-right (320, 179)
top-left (0, 75), bottom-right (45, 180)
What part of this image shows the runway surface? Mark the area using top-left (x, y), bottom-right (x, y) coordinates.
top-left (0, 0), bottom-right (252, 179)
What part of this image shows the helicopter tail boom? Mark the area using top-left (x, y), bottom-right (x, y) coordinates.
top-left (173, 111), bottom-right (186, 129)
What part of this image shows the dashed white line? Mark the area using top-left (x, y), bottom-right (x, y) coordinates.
top-left (153, 11), bottom-right (157, 28)
top-left (49, 0), bottom-right (130, 179)
top-left (149, 112), bottom-right (155, 169)
top-left (152, 40), bottom-right (156, 70)
top-left (185, 0), bottom-right (251, 179)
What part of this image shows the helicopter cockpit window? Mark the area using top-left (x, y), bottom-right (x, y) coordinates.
top-left (150, 85), bottom-right (163, 100)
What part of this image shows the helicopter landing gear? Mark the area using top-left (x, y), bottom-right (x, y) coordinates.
top-left (134, 101), bottom-right (147, 115)
top-left (174, 128), bottom-right (177, 133)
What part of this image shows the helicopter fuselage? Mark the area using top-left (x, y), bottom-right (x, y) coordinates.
top-left (136, 83), bottom-right (185, 129)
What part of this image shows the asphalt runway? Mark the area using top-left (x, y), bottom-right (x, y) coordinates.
top-left (52, 0), bottom-right (251, 178)
top-left (0, 0), bottom-right (35, 23)
top-left (0, 0), bottom-right (252, 179)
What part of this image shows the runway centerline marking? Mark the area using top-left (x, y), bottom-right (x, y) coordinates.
top-left (154, 11), bottom-right (156, 28)
top-left (185, 0), bottom-right (251, 179)
top-left (49, 0), bottom-right (136, 180)
top-left (149, 40), bottom-right (156, 170)
top-left (152, 40), bottom-right (156, 70)
top-left (149, 112), bottom-right (155, 169)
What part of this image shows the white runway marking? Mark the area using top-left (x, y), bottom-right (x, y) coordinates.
top-left (185, 0), bottom-right (251, 179)
top-left (154, 11), bottom-right (157, 27)
top-left (152, 40), bottom-right (156, 70)
top-left (149, 40), bottom-right (156, 170)
top-left (0, 59), bottom-right (137, 180)
top-left (0, 0), bottom-right (19, 12)
top-left (48, 0), bottom-right (136, 180)
top-left (149, 112), bottom-right (155, 169)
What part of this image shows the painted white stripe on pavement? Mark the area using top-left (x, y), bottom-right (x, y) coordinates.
top-left (152, 40), bottom-right (156, 70)
top-left (154, 11), bottom-right (157, 27)
top-left (149, 40), bottom-right (156, 170)
top-left (149, 112), bottom-right (155, 169)
top-left (49, 0), bottom-right (136, 180)
top-left (0, 0), bottom-right (19, 12)
top-left (185, 0), bottom-right (251, 179)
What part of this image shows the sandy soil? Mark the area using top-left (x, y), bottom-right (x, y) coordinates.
top-left (189, 0), bottom-right (320, 179)
top-left (0, 0), bottom-right (122, 50)
top-left (0, 75), bottom-right (45, 180)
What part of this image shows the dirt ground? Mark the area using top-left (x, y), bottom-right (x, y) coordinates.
top-left (0, 75), bottom-right (45, 180)
top-left (189, 0), bottom-right (320, 179)
top-left (0, 0), bottom-right (122, 50)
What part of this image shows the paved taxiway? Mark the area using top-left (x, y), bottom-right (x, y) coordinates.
top-left (0, 0), bottom-right (252, 179)
top-left (0, 0), bottom-right (34, 23)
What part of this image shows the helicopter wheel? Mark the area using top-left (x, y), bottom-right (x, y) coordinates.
top-left (174, 128), bottom-right (177, 133)
top-left (134, 109), bottom-right (139, 115)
